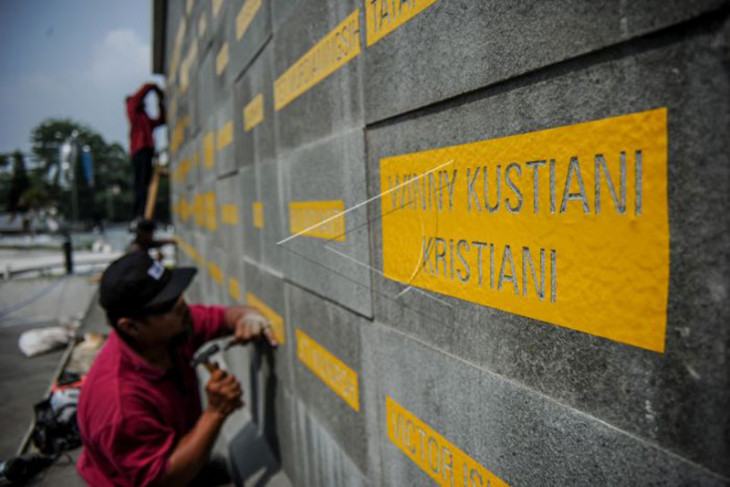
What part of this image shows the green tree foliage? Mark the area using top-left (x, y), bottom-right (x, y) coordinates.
top-left (28, 118), bottom-right (168, 223)
top-left (7, 150), bottom-right (30, 213)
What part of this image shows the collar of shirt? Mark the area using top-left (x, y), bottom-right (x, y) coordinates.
top-left (112, 331), bottom-right (171, 381)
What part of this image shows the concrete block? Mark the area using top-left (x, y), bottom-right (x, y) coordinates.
top-left (223, 250), bottom-right (245, 307)
top-left (186, 133), bottom-right (202, 190)
top-left (234, 43), bottom-right (275, 169)
top-left (272, 0), bottom-right (364, 154)
top-left (165, 0), bottom-right (185, 76)
top-left (198, 117), bottom-right (218, 185)
top-left (286, 283), bottom-right (375, 478)
top-left (256, 160), bottom-right (285, 273)
top-left (372, 324), bottom-right (726, 486)
top-left (292, 398), bottom-right (369, 487)
top-left (214, 97), bottom-right (237, 178)
top-left (280, 128), bottom-right (372, 317)
top-left (226, 388), bottom-right (298, 485)
top-left (366, 21), bottom-right (730, 475)
top-left (192, 0), bottom-right (213, 52)
top-left (227, 0), bottom-right (272, 80)
top-left (210, 0), bottom-right (231, 46)
top-left (211, 2), bottom-right (235, 109)
top-left (204, 242), bottom-right (226, 305)
top-left (362, 0), bottom-right (726, 124)
top-left (239, 166), bottom-right (262, 263)
top-left (270, 0), bottom-right (301, 34)
top-left (242, 262), bottom-right (291, 388)
top-left (190, 230), bottom-right (209, 304)
top-left (196, 48), bottom-right (217, 134)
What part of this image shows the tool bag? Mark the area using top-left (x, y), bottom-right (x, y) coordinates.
top-left (30, 397), bottom-right (81, 456)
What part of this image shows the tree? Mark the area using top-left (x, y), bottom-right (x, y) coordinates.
top-left (7, 150), bottom-right (30, 214)
top-left (28, 118), bottom-right (167, 224)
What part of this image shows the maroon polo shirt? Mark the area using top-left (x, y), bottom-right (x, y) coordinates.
top-left (77, 305), bottom-right (228, 487)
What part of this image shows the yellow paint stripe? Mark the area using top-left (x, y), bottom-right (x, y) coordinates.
top-left (212, 0), bottom-right (224, 19)
top-left (296, 329), bottom-right (358, 411)
top-left (216, 42), bottom-right (229, 76)
top-left (216, 121), bottom-right (234, 150)
top-left (203, 133), bottom-right (215, 168)
top-left (274, 10), bottom-right (361, 111)
top-left (366, 0), bottom-right (439, 46)
top-left (236, 0), bottom-right (262, 40)
top-left (380, 108), bottom-right (669, 352)
top-left (252, 201), bottom-right (264, 228)
top-left (246, 292), bottom-right (285, 345)
top-left (229, 277), bottom-right (243, 302)
top-left (204, 191), bottom-right (218, 231)
top-left (221, 203), bottom-right (239, 226)
top-left (289, 200), bottom-right (345, 241)
top-left (208, 261), bottom-right (223, 285)
top-left (244, 94), bottom-right (264, 132)
top-left (387, 396), bottom-right (509, 487)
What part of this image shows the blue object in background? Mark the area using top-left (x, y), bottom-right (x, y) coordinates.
top-left (81, 147), bottom-right (93, 187)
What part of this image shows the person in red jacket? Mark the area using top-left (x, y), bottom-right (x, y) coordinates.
top-left (126, 83), bottom-right (165, 220)
top-left (77, 251), bottom-right (277, 486)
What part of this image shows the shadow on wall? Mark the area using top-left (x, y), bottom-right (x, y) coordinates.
top-left (229, 343), bottom-right (281, 486)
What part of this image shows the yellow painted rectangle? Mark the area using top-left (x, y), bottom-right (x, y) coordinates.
top-left (247, 292), bottom-right (285, 345)
top-left (380, 108), bottom-right (669, 352)
top-left (274, 10), bottom-right (361, 111)
top-left (212, 0), bottom-right (224, 19)
top-left (252, 201), bottom-right (264, 228)
top-left (179, 39), bottom-right (198, 94)
top-left (289, 200), bottom-right (346, 241)
top-left (203, 132), bottom-right (215, 168)
top-left (217, 121), bottom-right (234, 150)
top-left (229, 277), bottom-right (243, 302)
top-left (296, 329), bottom-right (358, 410)
top-left (187, 0), bottom-right (194, 15)
top-left (366, 0), bottom-right (439, 46)
top-left (216, 42), bottom-right (229, 76)
top-left (236, 0), bottom-right (261, 40)
top-left (194, 194), bottom-right (205, 227)
top-left (168, 96), bottom-right (178, 122)
top-left (387, 396), bottom-right (509, 487)
top-left (204, 191), bottom-right (218, 231)
top-left (198, 15), bottom-right (207, 39)
top-left (194, 250), bottom-right (205, 268)
top-left (244, 94), bottom-right (264, 132)
top-left (221, 203), bottom-right (239, 226)
top-left (208, 261), bottom-right (223, 285)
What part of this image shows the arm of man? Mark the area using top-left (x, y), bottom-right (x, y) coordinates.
top-left (146, 238), bottom-right (177, 249)
top-left (127, 83), bottom-right (158, 119)
top-left (150, 87), bottom-right (166, 127)
top-left (225, 306), bottom-right (278, 347)
top-left (159, 367), bottom-right (242, 486)
top-left (188, 304), bottom-right (277, 349)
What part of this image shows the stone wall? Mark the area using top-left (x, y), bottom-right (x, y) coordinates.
top-left (163, 0), bottom-right (730, 485)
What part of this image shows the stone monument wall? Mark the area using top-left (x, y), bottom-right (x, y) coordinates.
top-left (163, 0), bottom-right (730, 484)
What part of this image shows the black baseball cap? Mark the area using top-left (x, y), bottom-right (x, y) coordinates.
top-left (100, 251), bottom-right (197, 325)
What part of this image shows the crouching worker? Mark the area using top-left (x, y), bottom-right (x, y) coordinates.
top-left (76, 251), bottom-right (277, 486)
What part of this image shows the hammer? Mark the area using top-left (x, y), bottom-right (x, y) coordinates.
top-left (190, 338), bottom-right (236, 373)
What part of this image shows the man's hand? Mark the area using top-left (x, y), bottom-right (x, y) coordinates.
top-left (205, 366), bottom-right (243, 418)
top-left (231, 309), bottom-right (278, 348)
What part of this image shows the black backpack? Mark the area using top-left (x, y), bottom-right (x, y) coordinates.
top-left (30, 398), bottom-right (82, 456)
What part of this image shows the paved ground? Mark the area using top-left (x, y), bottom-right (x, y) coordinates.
top-left (0, 275), bottom-right (98, 485)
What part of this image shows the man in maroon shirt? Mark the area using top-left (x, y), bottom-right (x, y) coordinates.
top-left (126, 83), bottom-right (165, 220)
top-left (77, 251), bottom-right (277, 486)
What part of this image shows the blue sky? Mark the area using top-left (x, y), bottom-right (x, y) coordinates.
top-left (0, 0), bottom-right (165, 155)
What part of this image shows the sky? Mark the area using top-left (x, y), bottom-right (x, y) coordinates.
top-left (0, 0), bottom-right (165, 156)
